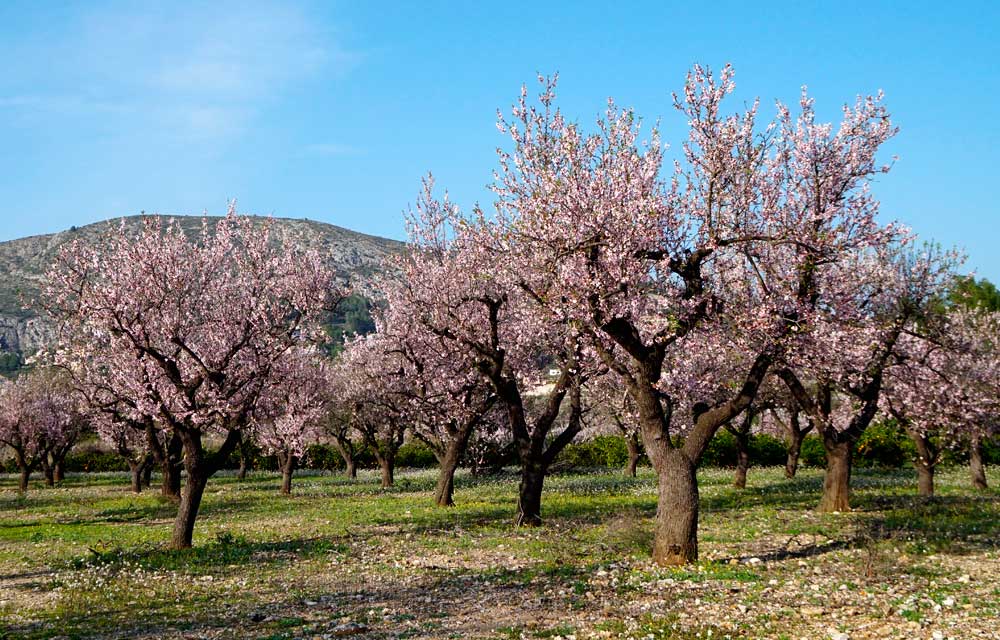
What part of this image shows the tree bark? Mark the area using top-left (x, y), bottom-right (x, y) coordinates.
top-left (378, 452), bottom-right (395, 488)
top-left (651, 449), bottom-right (699, 565)
top-left (819, 439), bottom-right (853, 512)
top-left (332, 438), bottom-right (357, 480)
top-left (516, 458), bottom-right (546, 526)
top-left (970, 433), bottom-right (988, 490)
top-left (41, 456), bottom-right (55, 487)
top-left (18, 467), bottom-right (30, 492)
top-left (909, 429), bottom-right (936, 497)
top-left (128, 460), bottom-right (144, 494)
top-left (54, 461), bottom-right (65, 484)
top-left (733, 431), bottom-right (750, 489)
top-left (168, 428), bottom-right (241, 549)
top-left (237, 432), bottom-right (252, 480)
top-left (785, 428), bottom-right (805, 479)
top-left (141, 461), bottom-right (152, 488)
top-left (434, 440), bottom-right (464, 507)
top-left (279, 452), bottom-right (297, 495)
top-left (624, 432), bottom-right (641, 478)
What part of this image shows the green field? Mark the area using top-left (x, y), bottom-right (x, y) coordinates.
top-left (1, 466), bottom-right (997, 639)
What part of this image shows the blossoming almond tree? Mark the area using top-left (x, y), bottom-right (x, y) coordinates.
top-left (391, 178), bottom-right (594, 524)
top-left (0, 369), bottom-right (81, 492)
top-left (479, 65), bottom-right (907, 563)
top-left (43, 210), bottom-right (342, 548)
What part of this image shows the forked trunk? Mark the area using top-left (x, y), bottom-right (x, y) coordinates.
top-left (785, 429), bottom-right (805, 479)
top-left (819, 439), bottom-right (853, 512)
top-left (970, 434), bottom-right (988, 490)
top-left (625, 433), bottom-right (641, 478)
top-left (652, 449), bottom-right (699, 565)
top-left (280, 453), bottom-right (296, 495)
top-left (516, 459), bottom-right (546, 526)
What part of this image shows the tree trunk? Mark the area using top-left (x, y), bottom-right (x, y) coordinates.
top-left (54, 461), bottom-right (65, 484)
top-left (129, 461), bottom-right (144, 494)
top-left (909, 429), bottom-right (936, 497)
top-left (280, 453), bottom-right (296, 495)
top-left (733, 432), bottom-right (750, 489)
top-left (785, 429), bottom-right (805, 479)
top-left (170, 467), bottom-right (208, 549)
top-left (434, 441), bottom-right (464, 507)
top-left (625, 432), bottom-right (641, 478)
top-left (378, 453), bottom-right (395, 488)
top-left (345, 458), bottom-right (357, 479)
top-left (970, 433), bottom-right (988, 490)
top-left (41, 456), bottom-right (54, 487)
top-left (237, 457), bottom-right (248, 480)
top-left (18, 467), bottom-right (30, 492)
top-left (237, 433), bottom-right (251, 480)
top-left (651, 449), bottom-right (699, 565)
top-left (141, 461), bottom-right (152, 488)
top-left (516, 458), bottom-right (546, 526)
top-left (819, 439), bottom-right (853, 512)
top-left (333, 438), bottom-right (357, 480)
top-left (162, 459), bottom-right (182, 499)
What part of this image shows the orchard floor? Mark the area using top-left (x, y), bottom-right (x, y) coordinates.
top-left (0, 467), bottom-right (998, 640)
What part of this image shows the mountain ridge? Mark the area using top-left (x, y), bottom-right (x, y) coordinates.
top-left (0, 215), bottom-right (405, 361)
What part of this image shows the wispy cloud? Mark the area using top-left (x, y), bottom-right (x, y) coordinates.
top-left (0, 1), bottom-right (360, 143)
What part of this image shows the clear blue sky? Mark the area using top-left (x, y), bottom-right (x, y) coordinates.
top-left (1, 1), bottom-right (997, 281)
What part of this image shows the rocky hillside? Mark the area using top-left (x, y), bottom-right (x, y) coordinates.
top-left (0, 215), bottom-right (404, 362)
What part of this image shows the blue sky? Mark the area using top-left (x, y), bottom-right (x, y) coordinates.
top-left (0, 1), bottom-right (997, 280)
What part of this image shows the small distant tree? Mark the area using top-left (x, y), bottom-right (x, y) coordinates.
top-left (0, 369), bottom-right (81, 492)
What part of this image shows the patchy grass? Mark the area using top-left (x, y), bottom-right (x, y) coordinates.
top-left (0, 466), bottom-right (997, 639)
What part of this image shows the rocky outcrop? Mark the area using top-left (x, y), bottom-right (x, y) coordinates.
top-left (0, 215), bottom-right (404, 359)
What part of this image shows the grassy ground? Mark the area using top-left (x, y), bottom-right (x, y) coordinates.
top-left (0, 465), bottom-right (997, 640)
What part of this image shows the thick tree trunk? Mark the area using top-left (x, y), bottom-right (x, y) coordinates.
top-left (279, 453), bottom-right (296, 495)
top-left (516, 458), bottom-right (546, 526)
top-left (652, 449), bottom-right (699, 565)
top-left (434, 441), bottom-right (464, 507)
top-left (170, 466), bottom-right (209, 549)
top-left (128, 461), bottom-right (144, 494)
top-left (237, 458), bottom-right (248, 480)
top-left (378, 453), bottom-right (395, 488)
top-left (785, 429), bottom-right (805, 479)
top-left (970, 434), bottom-right (988, 490)
top-left (819, 439), bottom-right (853, 512)
top-left (237, 433), bottom-right (252, 480)
top-left (54, 461), bottom-right (65, 484)
top-left (625, 432), bottom-right (641, 478)
top-left (162, 459), bottom-right (182, 499)
top-left (733, 432), bottom-right (750, 489)
top-left (18, 467), bottom-right (30, 492)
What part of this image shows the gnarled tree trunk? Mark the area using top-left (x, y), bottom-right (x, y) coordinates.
top-left (785, 428), bottom-right (805, 479)
top-left (377, 450), bottom-right (395, 488)
top-left (434, 439), bottom-right (465, 507)
top-left (516, 456), bottom-right (546, 526)
top-left (128, 459), bottom-right (145, 494)
top-left (908, 428), bottom-right (937, 497)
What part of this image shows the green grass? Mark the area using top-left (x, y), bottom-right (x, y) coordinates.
top-left (0, 465), bottom-right (997, 639)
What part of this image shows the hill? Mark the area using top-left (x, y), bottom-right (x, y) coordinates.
top-left (0, 215), bottom-right (404, 364)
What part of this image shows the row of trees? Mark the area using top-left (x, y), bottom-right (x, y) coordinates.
top-left (6, 65), bottom-right (996, 566)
